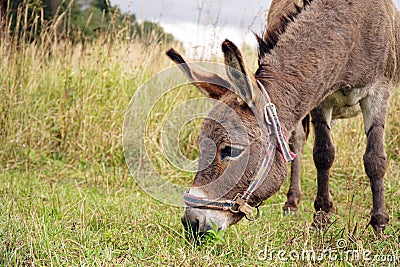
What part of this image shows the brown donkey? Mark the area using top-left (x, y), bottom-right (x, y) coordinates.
top-left (167, 0), bottom-right (400, 237)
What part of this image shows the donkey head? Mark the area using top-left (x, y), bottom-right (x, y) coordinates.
top-left (167, 40), bottom-right (288, 238)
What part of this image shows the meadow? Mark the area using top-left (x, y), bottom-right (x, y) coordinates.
top-left (1, 9), bottom-right (400, 267)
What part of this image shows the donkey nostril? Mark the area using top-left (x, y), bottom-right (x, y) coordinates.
top-left (193, 219), bottom-right (200, 233)
top-left (182, 214), bottom-right (197, 232)
top-left (182, 216), bottom-right (199, 232)
top-left (182, 209), bottom-right (207, 241)
top-left (181, 215), bottom-right (190, 231)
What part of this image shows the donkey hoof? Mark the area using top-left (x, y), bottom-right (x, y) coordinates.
top-left (370, 213), bottom-right (389, 236)
top-left (283, 204), bottom-right (298, 215)
top-left (283, 198), bottom-right (300, 215)
top-left (311, 211), bottom-right (331, 231)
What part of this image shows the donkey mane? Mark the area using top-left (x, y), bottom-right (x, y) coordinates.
top-left (257, 0), bottom-right (313, 62)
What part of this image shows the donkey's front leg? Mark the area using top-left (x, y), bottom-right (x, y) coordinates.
top-left (360, 93), bottom-right (390, 235)
top-left (283, 123), bottom-right (306, 213)
top-left (311, 106), bottom-right (335, 228)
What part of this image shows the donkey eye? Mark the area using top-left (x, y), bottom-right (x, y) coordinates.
top-left (220, 145), bottom-right (244, 160)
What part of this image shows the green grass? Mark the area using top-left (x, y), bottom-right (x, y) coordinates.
top-left (1, 158), bottom-right (399, 266)
top-left (1, 10), bottom-right (400, 266)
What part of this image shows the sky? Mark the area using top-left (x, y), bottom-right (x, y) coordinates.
top-left (110, 0), bottom-right (400, 59)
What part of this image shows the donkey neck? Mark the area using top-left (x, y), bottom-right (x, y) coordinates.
top-left (256, 0), bottom-right (400, 135)
top-left (257, 72), bottom-right (317, 137)
top-left (255, 37), bottom-right (350, 135)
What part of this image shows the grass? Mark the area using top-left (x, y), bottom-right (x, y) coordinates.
top-left (1, 6), bottom-right (400, 267)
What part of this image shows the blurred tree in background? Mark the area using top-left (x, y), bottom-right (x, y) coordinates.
top-left (0, 0), bottom-right (176, 44)
top-left (134, 20), bottom-right (175, 45)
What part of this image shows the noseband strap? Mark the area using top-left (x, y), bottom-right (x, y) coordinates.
top-left (184, 80), bottom-right (296, 219)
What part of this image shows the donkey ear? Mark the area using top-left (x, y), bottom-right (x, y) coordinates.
top-left (166, 48), bottom-right (230, 99)
top-left (221, 39), bottom-right (259, 108)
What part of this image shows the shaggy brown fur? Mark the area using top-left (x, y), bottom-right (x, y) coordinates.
top-left (168, 0), bottom-right (400, 236)
top-left (261, 0), bottom-right (313, 214)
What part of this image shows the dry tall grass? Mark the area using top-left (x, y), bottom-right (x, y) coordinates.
top-left (0, 4), bottom-right (181, 174)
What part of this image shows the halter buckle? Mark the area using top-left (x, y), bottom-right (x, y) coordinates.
top-left (229, 193), bottom-right (256, 218)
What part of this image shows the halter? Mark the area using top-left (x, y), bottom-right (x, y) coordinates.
top-left (183, 80), bottom-right (296, 220)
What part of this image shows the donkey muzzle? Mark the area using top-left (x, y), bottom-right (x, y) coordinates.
top-left (181, 208), bottom-right (208, 240)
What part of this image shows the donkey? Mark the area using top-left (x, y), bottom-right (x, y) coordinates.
top-left (167, 0), bottom-right (400, 237)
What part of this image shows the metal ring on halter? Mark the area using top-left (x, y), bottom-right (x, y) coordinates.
top-left (228, 206), bottom-right (241, 214)
top-left (245, 206), bottom-right (260, 221)
top-left (228, 193), bottom-right (244, 214)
